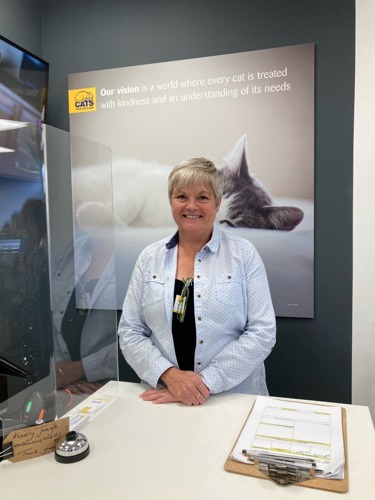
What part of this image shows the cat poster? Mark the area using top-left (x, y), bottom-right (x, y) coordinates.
top-left (67, 43), bottom-right (314, 317)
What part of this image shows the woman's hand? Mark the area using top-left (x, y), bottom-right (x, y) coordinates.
top-left (139, 387), bottom-right (180, 404)
top-left (56, 360), bottom-right (85, 389)
top-left (65, 380), bottom-right (102, 395)
top-left (159, 367), bottom-right (210, 405)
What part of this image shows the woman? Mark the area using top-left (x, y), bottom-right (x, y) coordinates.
top-left (118, 158), bottom-right (276, 405)
top-left (54, 202), bottom-right (118, 395)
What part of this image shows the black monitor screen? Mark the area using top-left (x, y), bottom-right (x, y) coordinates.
top-left (0, 35), bottom-right (52, 422)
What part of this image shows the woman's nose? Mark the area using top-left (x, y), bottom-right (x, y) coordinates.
top-left (186, 197), bottom-right (198, 209)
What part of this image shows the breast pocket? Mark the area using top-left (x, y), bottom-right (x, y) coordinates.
top-left (142, 273), bottom-right (165, 307)
top-left (215, 273), bottom-right (243, 307)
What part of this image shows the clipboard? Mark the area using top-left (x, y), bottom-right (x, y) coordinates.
top-left (224, 401), bottom-right (348, 493)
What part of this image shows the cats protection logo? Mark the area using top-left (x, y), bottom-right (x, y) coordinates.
top-left (69, 87), bottom-right (97, 113)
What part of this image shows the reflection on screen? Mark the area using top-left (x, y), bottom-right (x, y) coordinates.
top-left (0, 35), bottom-right (52, 420)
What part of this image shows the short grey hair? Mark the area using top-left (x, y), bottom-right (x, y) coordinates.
top-left (168, 157), bottom-right (223, 204)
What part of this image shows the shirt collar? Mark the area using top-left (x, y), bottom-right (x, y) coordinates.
top-left (165, 223), bottom-right (222, 253)
top-left (166, 231), bottom-right (179, 249)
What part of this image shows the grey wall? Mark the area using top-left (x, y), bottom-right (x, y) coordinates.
top-left (0, 0), bottom-right (43, 57)
top-left (1, 0), bottom-right (355, 403)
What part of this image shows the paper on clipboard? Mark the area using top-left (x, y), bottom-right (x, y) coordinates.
top-left (230, 396), bottom-right (345, 479)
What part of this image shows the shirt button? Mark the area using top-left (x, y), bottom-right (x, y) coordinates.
top-left (197, 294), bottom-right (201, 298)
top-left (198, 258), bottom-right (201, 262)
top-left (227, 275), bottom-right (232, 279)
top-left (199, 340), bottom-right (204, 344)
top-left (197, 362), bottom-right (201, 366)
top-left (197, 316), bottom-right (202, 321)
top-left (196, 275), bottom-right (201, 279)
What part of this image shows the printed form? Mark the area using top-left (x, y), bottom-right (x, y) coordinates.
top-left (231, 396), bottom-right (345, 478)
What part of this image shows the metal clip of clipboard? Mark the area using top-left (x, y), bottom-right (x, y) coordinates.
top-left (242, 450), bottom-right (317, 486)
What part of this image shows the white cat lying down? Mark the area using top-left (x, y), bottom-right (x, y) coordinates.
top-left (73, 134), bottom-right (304, 232)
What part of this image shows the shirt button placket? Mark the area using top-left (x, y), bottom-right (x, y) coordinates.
top-left (195, 255), bottom-right (203, 365)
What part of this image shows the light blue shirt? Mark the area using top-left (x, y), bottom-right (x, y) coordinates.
top-left (118, 224), bottom-right (276, 394)
top-left (53, 236), bottom-right (118, 382)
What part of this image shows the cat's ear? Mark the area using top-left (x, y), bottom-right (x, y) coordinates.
top-left (223, 134), bottom-right (252, 181)
top-left (264, 206), bottom-right (304, 231)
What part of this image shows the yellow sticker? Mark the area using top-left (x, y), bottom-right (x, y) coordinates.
top-left (68, 87), bottom-right (96, 113)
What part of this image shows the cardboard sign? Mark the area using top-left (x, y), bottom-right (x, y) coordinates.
top-left (3, 417), bottom-right (69, 463)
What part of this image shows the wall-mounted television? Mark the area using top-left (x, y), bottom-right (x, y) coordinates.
top-left (0, 34), bottom-right (53, 430)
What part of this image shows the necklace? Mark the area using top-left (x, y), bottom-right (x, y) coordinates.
top-left (173, 277), bottom-right (193, 323)
top-left (78, 275), bottom-right (99, 313)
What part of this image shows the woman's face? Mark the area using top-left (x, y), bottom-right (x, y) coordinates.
top-left (171, 182), bottom-right (220, 240)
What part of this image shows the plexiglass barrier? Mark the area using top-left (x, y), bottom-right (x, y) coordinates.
top-left (0, 122), bottom-right (119, 451)
top-left (0, 119), bottom-right (56, 448)
top-left (45, 125), bottom-right (119, 419)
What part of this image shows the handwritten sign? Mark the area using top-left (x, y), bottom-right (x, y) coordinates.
top-left (3, 417), bottom-right (69, 463)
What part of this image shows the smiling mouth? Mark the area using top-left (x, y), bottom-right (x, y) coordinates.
top-left (184, 215), bottom-right (202, 219)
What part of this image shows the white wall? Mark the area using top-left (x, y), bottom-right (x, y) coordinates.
top-left (352, 0), bottom-right (375, 419)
